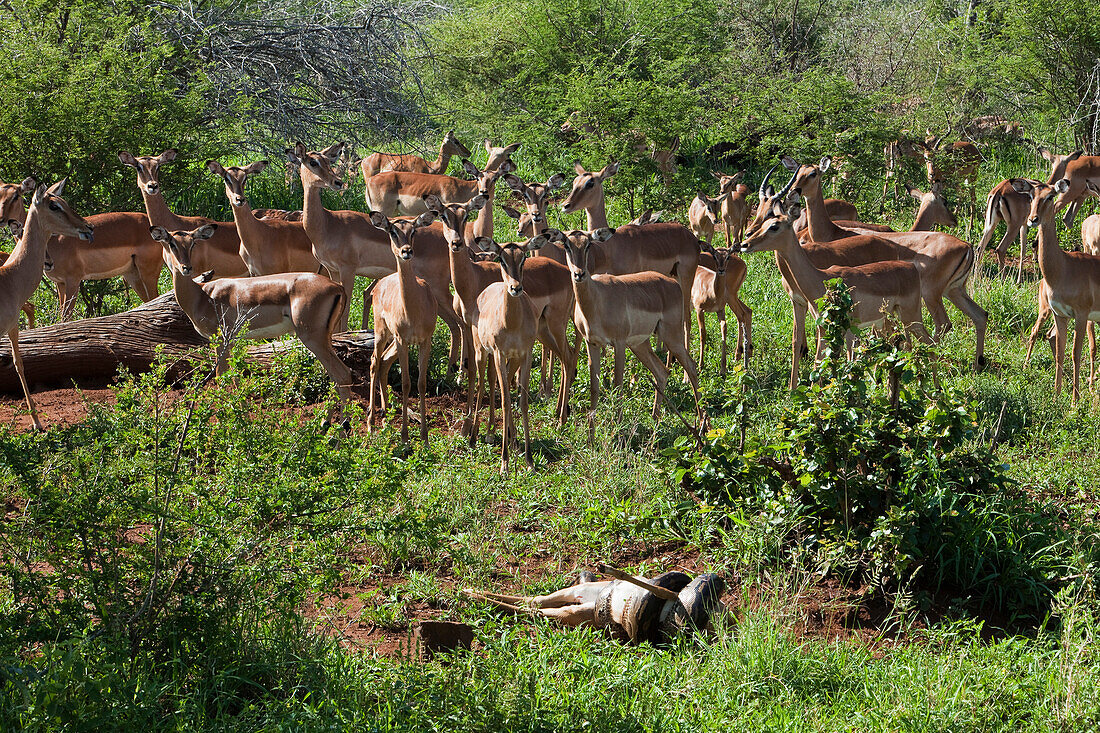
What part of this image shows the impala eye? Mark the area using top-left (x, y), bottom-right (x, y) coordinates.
top-left (49, 202), bottom-right (60, 211)
top-left (769, 222), bottom-right (779, 231)
top-left (309, 160), bottom-right (318, 167)
top-left (584, 180), bottom-right (594, 189)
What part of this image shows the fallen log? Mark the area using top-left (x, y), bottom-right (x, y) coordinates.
top-left (0, 293), bottom-right (375, 393)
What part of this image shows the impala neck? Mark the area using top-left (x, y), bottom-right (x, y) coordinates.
top-left (3, 204), bottom-right (52, 308)
top-left (583, 196), bottom-right (610, 230)
top-left (170, 267), bottom-right (219, 337)
top-left (803, 184), bottom-right (845, 243)
top-left (909, 200), bottom-right (939, 232)
top-left (447, 240), bottom-right (482, 310)
top-left (431, 145), bottom-right (452, 175)
top-left (471, 184), bottom-right (499, 242)
top-left (301, 180), bottom-right (332, 248)
top-left (140, 189), bottom-right (186, 230)
top-left (1036, 213), bottom-right (1067, 286)
top-left (768, 230), bottom-right (827, 305)
top-left (229, 195), bottom-right (267, 270)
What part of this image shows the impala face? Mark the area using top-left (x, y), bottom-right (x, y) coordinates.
top-left (0, 177), bottom-right (34, 228)
top-left (483, 140), bottom-right (521, 172)
top-left (504, 173), bottom-right (566, 237)
top-left (1022, 179), bottom-right (1069, 229)
top-left (442, 130), bottom-right (473, 161)
top-left (704, 245), bottom-right (734, 275)
top-left (561, 162), bottom-right (619, 215)
top-left (910, 181), bottom-right (958, 229)
top-left (288, 142), bottom-right (347, 192)
top-left (150, 223), bottom-right (218, 276)
top-left (784, 155), bottom-right (831, 199)
top-left (696, 192), bottom-right (724, 225)
top-left (740, 202), bottom-right (799, 254)
top-left (119, 149), bottom-right (177, 196)
top-left (206, 160), bottom-right (268, 208)
top-left (423, 193), bottom-right (486, 251)
top-left (750, 162), bottom-right (798, 231)
top-left (30, 180), bottom-right (94, 242)
top-left (369, 211), bottom-right (435, 261)
top-left (473, 235), bottom-right (547, 296)
top-left (551, 227), bottom-right (615, 282)
top-left (712, 170), bottom-right (744, 195)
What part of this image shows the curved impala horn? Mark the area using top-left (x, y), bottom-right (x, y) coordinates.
top-left (775, 164), bottom-right (799, 202)
top-left (758, 162), bottom-right (780, 200)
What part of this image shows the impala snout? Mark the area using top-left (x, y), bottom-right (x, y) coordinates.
top-left (78, 223), bottom-right (94, 242)
top-left (508, 283), bottom-right (524, 296)
top-left (399, 246), bottom-right (413, 260)
top-left (180, 264), bottom-right (193, 276)
top-left (333, 178), bottom-right (346, 191)
top-left (1028, 216), bottom-right (1040, 229)
top-left (145, 182), bottom-right (160, 195)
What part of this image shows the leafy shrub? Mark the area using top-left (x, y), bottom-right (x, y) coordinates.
top-left (670, 281), bottom-right (1076, 622)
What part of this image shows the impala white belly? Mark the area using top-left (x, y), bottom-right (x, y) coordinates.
top-left (1048, 295), bottom-right (1075, 320)
top-left (242, 316), bottom-right (294, 340)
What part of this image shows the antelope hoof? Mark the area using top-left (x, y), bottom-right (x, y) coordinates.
top-left (976, 355), bottom-right (987, 371)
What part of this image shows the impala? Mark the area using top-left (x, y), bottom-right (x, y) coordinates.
top-left (688, 192), bottom-right (726, 245)
top-left (287, 142), bottom-right (467, 366)
top-left (206, 160), bottom-right (324, 277)
top-left (364, 140), bottom-right (520, 217)
top-left (151, 224), bottom-right (353, 402)
top-left (560, 162), bottom-right (700, 351)
top-left (1038, 148), bottom-right (1095, 227)
top-left (975, 178), bottom-right (1041, 283)
top-left (553, 228), bottom-right (702, 425)
top-left (741, 200), bottom-right (931, 378)
top-left (692, 244), bottom-right (752, 375)
top-left (427, 195), bottom-right (575, 429)
top-left (367, 211), bottom-right (439, 443)
top-left (712, 171), bottom-right (751, 245)
top-left (2, 180), bottom-right (93, 429)
top-left (468, 235), bottom-right (548, 471)
top-left (1017, 178), bottom-right (1100, 402)
top-left (782, 155), bottom-right (987, 370)
top-left (360, 130), bottom-right (472, 177)
top-left (118, 150), bottom-right (250, 278)
top-left (6, 171), bottom-right (160, 319)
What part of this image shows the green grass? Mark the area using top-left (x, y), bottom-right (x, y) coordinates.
top-left (4, 150), bottom-right (1100, 730)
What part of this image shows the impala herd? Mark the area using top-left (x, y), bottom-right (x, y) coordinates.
top-left (2, 131), bottom-right (1100, 468)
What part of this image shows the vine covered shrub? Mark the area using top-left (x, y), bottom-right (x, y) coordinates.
top-left (672, 281), bottom-right (1073, 622)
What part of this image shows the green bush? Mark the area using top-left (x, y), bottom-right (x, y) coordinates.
top-left (670, 280), bottom-right (1077, 622)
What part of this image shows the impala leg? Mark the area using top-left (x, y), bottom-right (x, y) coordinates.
top-left (1090, 322), bottom-right (1097, 389)
top-left (718, 310), bottom-right (728, 377)
top-left (1025, 297), bottom-right (1049, 367)
top-left (663, 323), bottom-right (703, 424)
top-left (696, 309), bottom-right (707, 374)
top-left (462, 324), bottom-right (477, 436)
top-left (587, 343), bottom-right (602, 438)
top-left (1073, 317), bottom-right (1087, 404)
top-left (1054, 315), bottom-right (1069, 396)
top-left (1017, 226), bottom-right (1027, 285)
top-left (612, 343), bottom-right (626, 387)
top-left (790, 300), bottom-right (807, 390)
top-left (945, 287), bottom-right (988, 371)
top-left (629, 339), bottom-right (669, 421)
top-left (519, 354), bottom-right (533, 467)
top-left (9, 329), bottom-right (42, 431)
top-left (398, 343), bottom-right (411, 442)
top-left (494, 354), bottom-right (512, 473)
top-left (486, 353), bottom-right (497, 439)
top-left (418, 340), bottom-right (431, 445)
top-left (469, 348), bottom-right (485, 447)
top-left (434, 297), bottom-right (463, 378)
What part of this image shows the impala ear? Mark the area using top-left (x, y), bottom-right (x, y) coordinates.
top-left (19, 177), bottom-right (36, 194)
top-left (195, 223), bottom-right (218, 240)
top-left (1054, 178), bottom-right (1071, 194)
top-left (285, 143), bottom-right (305, 164)
top-left (598, 162), bottom-right (619, 180)
top-left (819, 156), bottom-right (832, 172)
top-left (591, 227), bottom-right (615, 242)
top-left (46, 178), bottom-right (66, 196)
top-left (573, 160), bottom-right (587, 176)
top-left (118, 151), bottom-right (138, 168)
top-left (32, 184), bottom-right (47, 205)
top-left (159, 149), bottom-right (178, 163)
top-left (502, 204), bottom-right (522, 220)
top-left (368, 211), bottom-right (388, 229)
top-left (320, 142), bottom-right (344, 162)
top-left (503, 173), bottom-right (524, 191)
top-left (149, 226), bottom-right (170, 242)
top-left (468, 195), bottom-right (487, 211)
top-left (699, 240), bottom-right (717, 257)
top-left (205, 160), bottom-right (226, 176)
top-left (413, 211), bottom-right (436, 228)
top-left (244, 161), bottom-right (268, 176)
top-left (781, 156), bottom-right (800, 172)
top-left (1038, 147), bottom-right (1055, 163)
top-left (502, 143), bottom-right (521, 156)
top-left (461, 159), bottom-right (480, 178)
top-left (5, 219), bottom-right (22, 237)
top-left (484, 139), bottom-right (492, 153)
top-left (906, 184), bottom-right (923, 200)
top-left (545, 173), bottom-right (565, 190)
top-left (198, 270), bottom-right (215, 283)
top-left (789, 203), bottom-right (802, 220)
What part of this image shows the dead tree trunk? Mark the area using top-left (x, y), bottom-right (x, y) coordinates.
top-left (0, 293), bottom-right (374, 393)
